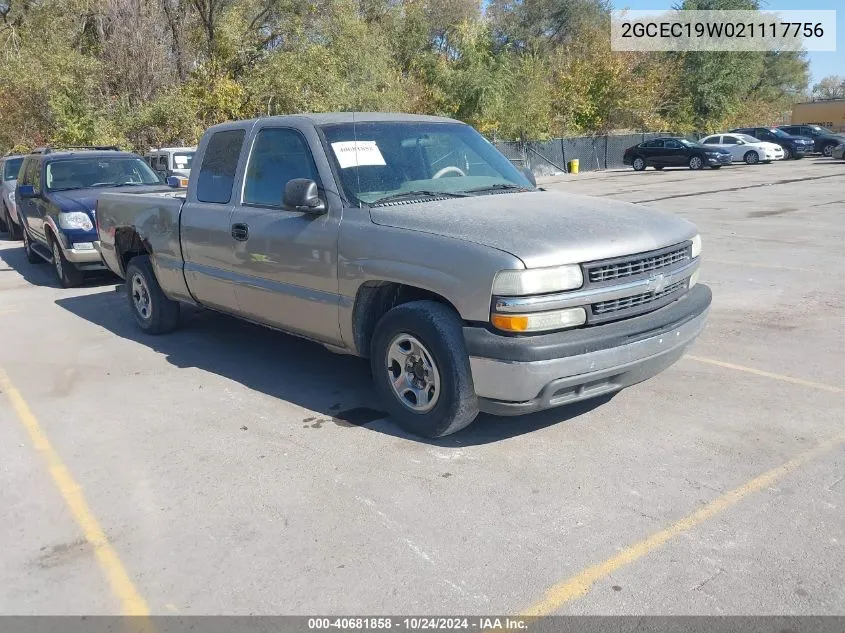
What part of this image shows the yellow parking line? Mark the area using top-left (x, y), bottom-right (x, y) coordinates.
top-left (685, 355), bottom-right (844, 394)
top-left (0, 367), bottom-right (151, 617)
top-left (522, 428), bottom-right (845, 616)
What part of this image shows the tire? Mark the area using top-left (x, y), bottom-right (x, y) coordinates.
top-left (710, 165), bottom-right (722, 169)
top-left (822, 143), bottom-right (836, 157)
top-left (21, 226), bottom-right (42, 264)
top-left (2, 204), bottom-right (18, 239)
top-left (370, 300), bottom-right (478, 438)
top-left (632, 156), bottom-right (646, 171)
top-left (654, 166), bottom-right (665, 171)
top-left (50, 234), bottom-right (84, 288)
top-left (781, 146), bottom-right (792, 160)
top-left (688, 155), bottom-right (704, 170)
top-left (125, 255), bottom-right (180, 334)
top-left (744, 151), bottom-right (760, 165)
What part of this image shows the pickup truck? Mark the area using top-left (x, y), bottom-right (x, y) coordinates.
top-left (95, 113), bottom-right (711, 438)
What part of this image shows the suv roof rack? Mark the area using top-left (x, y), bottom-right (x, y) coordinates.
top-left (31, 145), bottom-right (121, 154)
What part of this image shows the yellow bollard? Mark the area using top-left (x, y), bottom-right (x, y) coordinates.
top-left (568, 159), bottom-right (580, 174)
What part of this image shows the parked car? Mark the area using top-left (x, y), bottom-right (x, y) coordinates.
top-left (699, 133), bottom-right (784, 164)
top-left (0, 154), bottom-right (24, 239)
top-left (95, 113), bottom-right (711, 438)
top-left (623, 137), bottom-right (731, 171)
top-left (729, 127), bottom-right (814, 160)
top-left (832, 143), bottom-right (845, 160)
top-left (16, 146), bottom-right (174, 287)
top-left (778, 124), bottom-right (845, 157)
top-left (144, 147), bottom-right (196, 185)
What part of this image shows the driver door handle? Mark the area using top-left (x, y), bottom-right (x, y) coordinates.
top-left (231, 223), bottom-right (249, 241)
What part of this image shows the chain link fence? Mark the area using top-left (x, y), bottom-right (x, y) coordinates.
top-left (493, 133), bottom-right (695, 175)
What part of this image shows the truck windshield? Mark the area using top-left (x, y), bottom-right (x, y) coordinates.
top-left (172, 152), bottom-right (194, 170)
top-left (46, 157), bottom-right (162, 191)
top-left (320, 122), bottom-right (533, 205)
top-left (3, 157), bottom-right (23, 181)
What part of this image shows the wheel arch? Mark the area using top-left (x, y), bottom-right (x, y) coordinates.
top-left (351, 281), bottom-right (461, 358)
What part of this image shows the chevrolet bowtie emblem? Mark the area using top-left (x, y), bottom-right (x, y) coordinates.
top-left (647, 273), bottom-right (667, 294)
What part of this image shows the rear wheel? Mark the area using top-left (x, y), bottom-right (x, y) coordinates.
top-left (688, 155), bottom-right (704, 170)
top-left (710, 165), bottom-right (722, 170)
top-left (125, 255), bottom-right (180, 334)
top-left (744, 150), bottom-right (760, 165)
top-left (370, 300), bottom-right (478, 438)
top-left (632, 156), bottom-right (646, 171)
top-left (51, 237), bottom-right (84, 288)
top-left (22, 226), bottom-right (42, 264)
top-left (653, 165), bottom-right (665, 171)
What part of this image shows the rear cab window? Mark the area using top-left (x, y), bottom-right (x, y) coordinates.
top-left (196, 130), bottom-right (246, 204)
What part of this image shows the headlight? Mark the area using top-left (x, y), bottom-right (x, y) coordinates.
top-left (491, 307), bottom-right (587, 333)
top-left (493, 265), bottom-right (583, 296)
top-left (690, 234), bottom-right (702, 258)
top-left (58, 211), bottom-right (94, 231)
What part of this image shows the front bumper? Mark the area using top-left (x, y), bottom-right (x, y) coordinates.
top-left (464, 284), bottom-right (711, 416)
top-left (707, 155), bottom-right (732, 165)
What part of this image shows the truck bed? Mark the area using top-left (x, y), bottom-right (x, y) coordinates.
top-left (96, 190), bottom-right (186, 281)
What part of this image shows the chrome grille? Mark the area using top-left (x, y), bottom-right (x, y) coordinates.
top-left (592, 280), bottom-right (686, 316)
top-left (588, 246), bottom-right (689, 283)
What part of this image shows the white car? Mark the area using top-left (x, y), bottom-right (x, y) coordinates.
top-left (699, 133), bottom-right (784, 165)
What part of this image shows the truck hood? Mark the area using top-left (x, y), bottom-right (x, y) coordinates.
top-left (368, 191), bottom-right (697, 268)
top-left (49, 184), bottom-right (175, 213)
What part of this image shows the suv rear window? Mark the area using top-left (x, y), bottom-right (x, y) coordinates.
top-left (197, 130), bottom-right (245, 204)
top-left (3, 157), bottom-right (23, 181)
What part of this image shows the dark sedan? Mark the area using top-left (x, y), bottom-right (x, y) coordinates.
top-left (623, 137), bottom-right (732, 171)
top-left (778, 124), bottom-right (845, 157)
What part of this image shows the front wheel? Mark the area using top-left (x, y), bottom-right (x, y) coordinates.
top-left (689, 155), bottom-right (704, 170)
top-left (125, 255), bottom-right (180, 334)
top-left (51, 238), bottom-right (84, 288)
top-left (744, 151), bottom-right (760, 165)
top-left (822, 143), bottom-right (836, 157)
top-left (2, 205), bottom-right (19, 240)
top-left (781, 146), bottom-right (792, 160)
top-left (370, 300), bottom-right (478, 438)
top-left (632, 156), bottom-right (646, 171)
top-left (653, 165), bottom-right (665, 171)
top-left (710, 165), bottom-right (722, 170)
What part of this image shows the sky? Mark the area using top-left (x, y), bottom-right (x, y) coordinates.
top-left (613, 0), bottom-right (843, 86)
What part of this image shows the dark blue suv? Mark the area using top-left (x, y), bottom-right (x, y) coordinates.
top-left (16, 147), bottom-right (173, 287)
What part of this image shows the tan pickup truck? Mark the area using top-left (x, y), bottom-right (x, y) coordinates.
top-left (95, 113), bottom-right (710, 437)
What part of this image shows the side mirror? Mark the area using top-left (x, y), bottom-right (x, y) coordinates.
top-left (167, 175), bottom-right (188, 188)
top-left (520, 166), bottom-right (537, 188)
top-left (17, 184), bottom-right (36, 198)
top-left (283, 178), bottom-right (325, 213)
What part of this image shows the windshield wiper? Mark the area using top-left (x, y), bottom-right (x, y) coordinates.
top-left (461, 183), bottom-right (530, 195)
top-left (370, 190), bottom-right (470, 205)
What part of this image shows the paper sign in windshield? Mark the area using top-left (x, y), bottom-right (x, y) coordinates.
top-left (331, 141), bottom-right (386, 169)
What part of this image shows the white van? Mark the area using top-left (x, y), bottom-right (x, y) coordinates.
top-left (144, 147), bottom-right (196, 183)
